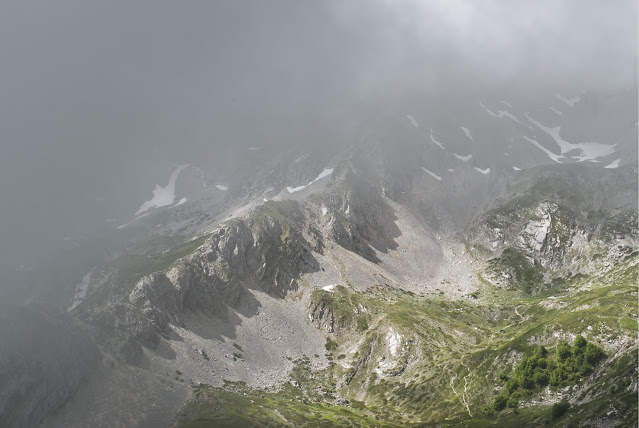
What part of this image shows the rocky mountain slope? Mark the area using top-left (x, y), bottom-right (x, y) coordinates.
top-left (1, 89), bottom-right (637, 427)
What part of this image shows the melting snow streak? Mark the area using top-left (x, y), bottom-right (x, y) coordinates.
top-left (287, 168), bottom-right (334, 193)
top-left (461, 126), bottom-right (474, 141)
top-left (421, 167), bottom-right (442, 181)
top-left (453, 153), bottom-right (472, 162)
top-left (429, 129), bottom-right (445, 150)
top-left (406, 114), bottom-right (419, 129)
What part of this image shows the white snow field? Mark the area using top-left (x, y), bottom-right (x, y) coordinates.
top-left (525, 113), bottom-right (616, 162)
top-left (135, 164), bottom-right (189, 215)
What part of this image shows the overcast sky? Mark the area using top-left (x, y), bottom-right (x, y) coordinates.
top-left (0, 0), bottom-right (636, 282)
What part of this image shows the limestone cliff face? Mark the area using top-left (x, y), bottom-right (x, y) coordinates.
top-left (0, 306), bottom-right (100, 427)
top-left (466, 167), bottom-right (638, 284)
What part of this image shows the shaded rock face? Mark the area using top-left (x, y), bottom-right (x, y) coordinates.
top-left (308, 296), bottom-right (337, 333)
top-left (89, 201), bottom-right (322, 365)
top-left (323, 163), bottom-right (401, 263)
top-left (0, 305), bottom-right (100, 427)
top-left (85, 302), bottom-right (159, 366)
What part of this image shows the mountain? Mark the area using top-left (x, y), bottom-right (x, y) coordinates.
top-left (1, 89), bottom-right (637, 427)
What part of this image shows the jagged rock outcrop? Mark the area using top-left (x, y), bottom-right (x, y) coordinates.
top-left (466, 166), bottom-right (638, 284)
top-left (0, 305), bottom-right (100, 427)
top-left (308, 296), bottom-right (337, 333)
top-left (85, 302), bottom-right (159, 366)
top-left (321, 162), bottom-right (401, 263)
top-left (85, 201), bottom-right (322, 364)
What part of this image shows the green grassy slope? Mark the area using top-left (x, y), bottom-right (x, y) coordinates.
top-left (174, 255), bottom-right (638, 427)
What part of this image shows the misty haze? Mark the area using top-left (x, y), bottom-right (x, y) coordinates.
top-left (0, 1), bottom-right (637, 427)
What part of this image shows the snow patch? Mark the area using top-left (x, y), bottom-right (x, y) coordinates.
top-left (247, 147), bottom-right (261, 151)
top-left (604, 159), bottom-right (621, 169)
top-left (68, 270), bottom-right (94, 311)
top-left (523, 136), bottom-right (562, 163)
top-left (215, 184), bottom-right (228, 191)
top-left (549, 107), bottom-right (563, 116)
top-left (447, 168), bottom-right (455, 172)
top-left (479, 101), bottom-right (520, 123)
top-left (310, 168), bottom-right (334, 184)
top-left (135, 164), bottom-right (189, 215)
top-left (406, 114), bottom-right (419, 129)
top-left (500, 100), bottom-right (513, 108)
top-left (474, 167), bottom-right (490, 175)
top-left (480, 101), bottom-right (498, 118)
top-left (288, 167), bottom-right (335, 193)
top-left (387, 328), bottom-right (402, 357)
top-left (453, 153), bottom-right (472, 162)
top-left (68, 268), bottom-right (112, 311)
top-left (286, 185), bottom-right (306, 193)
top-left (526, 113), bottom-right (616, 162)
top-left (429, 129), bottom-right (445, 150)
top-left (322, 284), bottom-right (337, 292)
top-left (555, 93), bottom-right (581, 107)
top-left (498, 110), bottom-right (521, 124)
top-left (513, 166), bottom-right (522, 171)
top-left (174, 197), bottom-right (187, 206)
top-left (421, 167), bottom-right (442, 181)
top-left (116, 213), bottom-right (149, 230)
top-left (461, 126), bottom-right (474, 141)
top-left (293, 153), bottom-right (310, 163)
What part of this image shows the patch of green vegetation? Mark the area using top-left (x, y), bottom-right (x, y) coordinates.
top-left (487, 336), bottom-right (605, 414)
top-left (311, 286), bottom-right (371, 334)
top-left (550, 399), bottom-right (570, 420)
top-left (176, 255), bottom-right (638, 427)
top-left (214, 260), bottom-right (231, 280)
top-left (489, 248), bottom-right (544, 294)
top-left (176, 377), bottom-right (400, 428)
